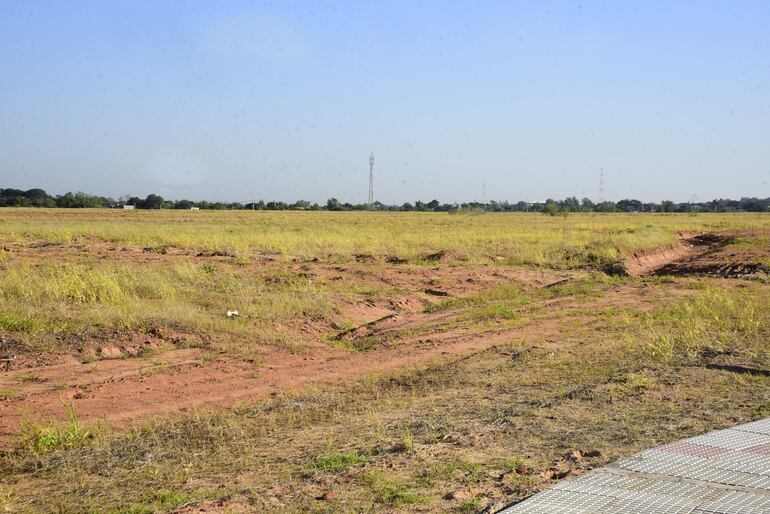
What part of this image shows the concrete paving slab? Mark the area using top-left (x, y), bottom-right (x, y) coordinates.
top-left (500, 419), bottom-right (770, 514)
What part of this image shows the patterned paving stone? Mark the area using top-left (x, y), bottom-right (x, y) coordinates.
top-left (500, 419), bottom-right (770, 513)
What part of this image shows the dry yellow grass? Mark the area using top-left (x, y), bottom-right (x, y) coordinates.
top-left (1, 209), bottom-right (768, 265)
top-left (0, 210), bottom-right (769, 512)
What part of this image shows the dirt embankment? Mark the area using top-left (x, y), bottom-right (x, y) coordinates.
top-left (623, 232), bottom-right (765, 277)
top-left (623, 243), bottom-right (699, 276)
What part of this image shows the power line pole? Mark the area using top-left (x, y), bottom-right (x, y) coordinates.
top-left (368, 152), bottom-right (375, 206)
top-left (688, 193), bottom-right (700, 213)
top-left (598, 168), bottom-right (605, 203)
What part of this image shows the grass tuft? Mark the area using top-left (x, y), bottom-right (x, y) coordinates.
top-left (20, 402), bottom-right (105, 454)
top-left (360, 471), bottom-right (427, 506)
top-left (314, 450), bottom-right (368, 471)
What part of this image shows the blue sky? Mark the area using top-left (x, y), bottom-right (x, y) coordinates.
top-left (1, 0), bottom-right (769, 203)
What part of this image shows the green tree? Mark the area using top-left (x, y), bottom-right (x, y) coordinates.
top-left (141, 194), bottom-right (165, 209)
top-left (543, 201), bottom-right (560, 216)
top-left (326, 198), bottom-right (343, 211)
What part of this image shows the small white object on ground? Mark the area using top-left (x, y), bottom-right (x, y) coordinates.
top-left (226, 310), bottom-right (239, 318)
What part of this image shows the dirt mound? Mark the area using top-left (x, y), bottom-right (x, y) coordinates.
top-left (337, 301), bottom-right (395, 325)
top-left (420, 250), bottom-right (468, 263)
top-left (656, 257), bottom-right (769, 278)
top-left (0, 337), bottom-right (76, 371)
top-left (624, 232), bottom-right (746, 277)
top-left (334, 314), bottom-right (400, 341)
top-left (353, 253), bottom-right (376, 263)
top-left (652, 232), bottom-right (768, 278)
top-left (388, 296), bottom-right (426, 312)
top-left (688, 233), bottom-right (735, 246)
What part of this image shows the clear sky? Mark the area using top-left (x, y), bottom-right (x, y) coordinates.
top-left (1, 1), bottom-right (769, 204)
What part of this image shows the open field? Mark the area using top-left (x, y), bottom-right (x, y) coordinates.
top-left (0, 209), bottom-right (769, 513)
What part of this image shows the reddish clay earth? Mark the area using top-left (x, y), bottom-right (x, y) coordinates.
top-left (0, 263), bottom-right (565, 442)
top-left (0, 232), bottom-right (766, 445)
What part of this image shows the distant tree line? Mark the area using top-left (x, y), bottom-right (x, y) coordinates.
top-left (1, 187), bottom-right (768, 213)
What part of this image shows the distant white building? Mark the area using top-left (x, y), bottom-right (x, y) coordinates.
top-left (123, 205), bottom-right (135, 210)
top-left (190, 207), bottom-right (200, 210)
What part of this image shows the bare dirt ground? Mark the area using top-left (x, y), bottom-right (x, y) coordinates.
top-left (0, 259), bottom-right (566, 442)
top-left (2, 231), bottom-right (760, 445)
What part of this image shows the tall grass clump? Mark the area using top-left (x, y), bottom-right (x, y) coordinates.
top-left (629, 286), bottom-right (767, 363)
top-left (0, 259), bottom-right (336, 350)
top-left (0, 263), bottom-right (133, 305)
top-left (20, 402), bottom-right (105, 454)
top-left (0, 312), bottom-right (45, 333)
top-left (0, 263), bottom-right (189, 341)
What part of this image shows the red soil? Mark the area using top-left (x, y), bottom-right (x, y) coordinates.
top-left (1, 231), bottom-right (760, 445)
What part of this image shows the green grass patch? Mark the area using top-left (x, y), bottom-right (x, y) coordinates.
top-left (496, 456), bottom-right (527, 473)
top-left (0, 388), bottom-right (21, 400)
top-left (750, 402), bottom-right (770, 418)
top-left (314, 450), bottom-right (368, 471)
top-left (20, 402), bottom-right (105, 454)
top-left (458, 497), bottom-right (483, 513)
top-left (112, 489), bottom-right (202, 514)
top-left (360, 471), bottom-right (427, 506)
top-left (419, 459), bottom-right (482, 487)
top-left (0, 312), bottom-right (44, 333)
top-left (18, 373), bottom-right (44, 383)
top-left (727, 234), bottom-right (770, 249)
top-left (619, 373), bottom-right (658, 392)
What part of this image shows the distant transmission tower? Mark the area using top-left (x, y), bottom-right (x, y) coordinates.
top-left (368, 152), bottom-right (375, 205)
top-left (598, 168), bottom-right (605, 203)
top-left (688, 193), bottom-right (700, 213)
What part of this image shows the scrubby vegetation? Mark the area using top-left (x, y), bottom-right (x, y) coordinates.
top-left (628, 286), bottom-right (768, 364)
top-left (2, 187), bottom-right (768, 212)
